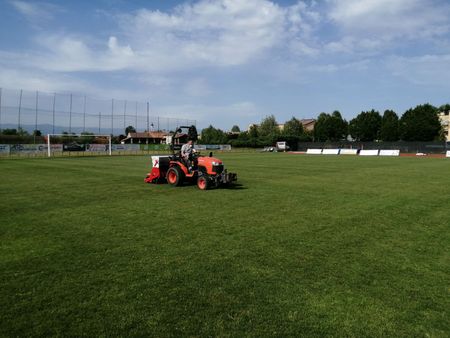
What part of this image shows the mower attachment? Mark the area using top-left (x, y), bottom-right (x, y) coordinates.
top-left (144, 155), bottom-right (170, 184)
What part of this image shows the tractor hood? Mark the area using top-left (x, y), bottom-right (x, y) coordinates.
top-left (197, 156), bottom-right (223, 166)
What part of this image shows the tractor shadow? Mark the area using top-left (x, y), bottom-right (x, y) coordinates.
top-left (173, 183), bottom-right (247, 190)
top-left (222, 183), bottom-right (247, 190)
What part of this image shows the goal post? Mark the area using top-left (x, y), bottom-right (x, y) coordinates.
top-left (46, 133), bottom-right (112, 157)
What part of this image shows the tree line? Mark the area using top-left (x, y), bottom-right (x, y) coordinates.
top-left (200, 103), bottom-right (449, 147)
top-left (316, 103), bottom-right (447, 142)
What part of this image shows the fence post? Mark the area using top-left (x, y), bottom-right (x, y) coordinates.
top-left (0, 88), bottom-right (2, 131)
top-left (111, 98), bottom-right (114, 136)
top-left (123, 100), bottom-right (127, 131)
top-left (147, 101), bottom-right (149, 132)
top-left (18, 89), bottom-right (23, 129)
top-left (83, 95), bottom-right (86, 133)
top-left (47, 134), bottom-right (51, 157)
top-left (69, 93), bottom-right (73, 133)
top-left (34, 91), bottom-right (38, 144)
top-left (135, 101), bottom-right (138, 132)
top-left (52, 93), bottom-right (56, 134)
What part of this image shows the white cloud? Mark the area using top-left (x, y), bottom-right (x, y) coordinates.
top-left (0, 67), bottom-right (90, 93)
top-left (9, 0), bottom-right (63, 24)
top-left (29, 34), bottom-right (135, 72)
top-left (183, 78), bottom-right (212, 97)
top-left (119, 0), bottom-right (293, 69)
top-left (328, 0), bottom-right (450, 42)
top-left (387, 54), bottom-right (450, 85)
top-left (14, 0), bottom-right (319, 73)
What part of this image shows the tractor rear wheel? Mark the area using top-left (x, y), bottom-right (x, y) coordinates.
top-left (197, 175), bottom-right (210, 190)
top-left (166, 167), bottom-right (184, 186)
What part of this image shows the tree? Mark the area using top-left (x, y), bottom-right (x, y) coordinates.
top-left (314, 111), bottom-right (348, 142)
top-left (283, 117), bottom-right (303, 136)
top-left (17, 127), bottom-right (29, 136)
top-left (259, 115), bottom-right (279, 137)
top-left (80, 131), bottom-right (95, 144)
top-left (1, 128), bottom-right (17, 135)
top-left (439, 104), bottom-right (450, 113)
top-left (125, 125), bottom-right (136, 135)
top-left (348, 109), bottom-right (382, 141)
top-left (237, 131), bottom-right (249, 140)
top-left (399, 104), bottom-right (441, 141)
top-left (201, 125), bottom-right (227, 144)
top-left (314, 113), bottom-right (329, 142)
top-left (329, 111), bottom-right (348, 141)
top-left (248, 124), bottom-right (258, 138)
top-left (231, 125), bottom-right (240, 132)
top-left (379, 110), bottom-right (399, 141)
top-left (33, 130), bottom-right (42, 136)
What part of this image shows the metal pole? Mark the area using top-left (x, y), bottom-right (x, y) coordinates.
top-left (52, 93), bottom-right (56, 134)
top-left (34, 91), bottom-right (38, 144)
top-left (109, 136), bottom-right (112, 156)
top-left (47, 134), bottom-right (51, 157)
top-left (135, 101), bottom-right (138, 131)
top-left (0, 88), bottom-right (2, 131)
top-left (111, 99), bottom-right (114, 136)
top-left (35, 91), bottom-right (38, 131)
top-left (83, 95), bottom-right (86, 132)
top-left (157, 116), bottom-right (159, 131)
top-left (123, 100), bottom-right (127, 131)
top-left (99, 112), bottom-right (101, 134)
top-left (146, 102), bottom-right (149, 132)
top-left (18, 89), bottom-right (23, 129)
top-left (69, 93), bottom-right (72, 133)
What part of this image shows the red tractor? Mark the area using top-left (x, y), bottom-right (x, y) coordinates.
top-left (144, 126), bottom-right (237, 190)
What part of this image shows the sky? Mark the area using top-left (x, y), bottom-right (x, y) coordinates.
top-left (0, 0), bottom-right (450, 130)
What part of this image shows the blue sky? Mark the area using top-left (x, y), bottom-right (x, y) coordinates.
top-left (1, 0), bottom-right (450, 130)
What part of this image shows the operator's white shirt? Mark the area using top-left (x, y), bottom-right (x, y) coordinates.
top-left (181, 143), bottom-right (193, 158)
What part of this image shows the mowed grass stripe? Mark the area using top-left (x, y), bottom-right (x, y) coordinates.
top-left (0, 153), bottom-right (449, 336)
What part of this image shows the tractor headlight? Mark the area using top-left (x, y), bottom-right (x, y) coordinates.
top-left (212, 161), bottom-right (221, 166)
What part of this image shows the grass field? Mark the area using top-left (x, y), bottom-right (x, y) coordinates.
top-left (1, 153), bottom-right (449, 336)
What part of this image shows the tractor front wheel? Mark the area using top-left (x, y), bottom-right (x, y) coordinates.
top-left (197, 175), bottom-right (210, 190)
top-left (167, 167), bottom-right (184, 186)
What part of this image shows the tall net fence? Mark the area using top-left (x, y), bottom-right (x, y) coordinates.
top-left (0, 88), bottom-right (195, 136)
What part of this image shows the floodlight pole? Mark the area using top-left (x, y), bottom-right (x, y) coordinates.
top-left (47, 134), bottom-right (51, 157)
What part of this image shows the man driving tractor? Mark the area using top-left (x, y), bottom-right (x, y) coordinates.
top-left (181, 139), bottom-right (196, 171)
